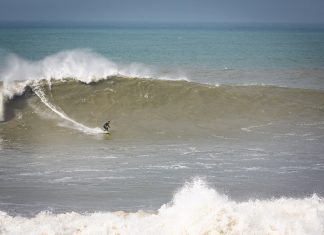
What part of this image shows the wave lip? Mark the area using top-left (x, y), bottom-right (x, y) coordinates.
top-left (0, 49), bottom-right (188, 98)
top-left (2, 49), bottom-right (117, 83)
top-left (0, 179), bottom-right (323, 235)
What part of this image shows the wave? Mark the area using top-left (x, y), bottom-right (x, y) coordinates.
top-left (0, 179), bottom-right (323, 235)
top-left (0, 50), bottom-right (188, 134)
top-left (0, 49), bottom-right (188, 98)
top-left (1, 77), bottom-right (324, 138)
top-left (0, 50), bottom-right (323, 137)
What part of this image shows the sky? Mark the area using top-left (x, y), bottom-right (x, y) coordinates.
top-left (0, 0), bottom-right (324, 24)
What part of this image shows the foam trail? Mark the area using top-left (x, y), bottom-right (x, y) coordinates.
top-left (32, 83), bottom-right (102, 134)
top-left (0, 179), bottom-right (323, 235)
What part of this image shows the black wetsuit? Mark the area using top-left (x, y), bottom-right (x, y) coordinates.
top-left (103, 122), bottom-right (110, 131)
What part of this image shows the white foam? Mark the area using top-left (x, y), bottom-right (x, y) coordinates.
top-left (2, 80), bottom-right (31, 99)
top-left (0, 179), bottom-right (323, 235)
top-left (0, 49), bottom-right (189, 98)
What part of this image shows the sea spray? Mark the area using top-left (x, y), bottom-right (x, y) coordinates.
top-left (2, 80), bottom-right (30, 99)
top-left (0, 179), bottom-right (323, 235)
top-left (0, 50), bottom-right (188, 100)
top-left (1, 49), bottom-right (186, 85)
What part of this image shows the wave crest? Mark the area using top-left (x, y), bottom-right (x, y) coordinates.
top-left (2, 49), bottom-right (139, 82)
top-left (0, 49), bottom-right (188, 98)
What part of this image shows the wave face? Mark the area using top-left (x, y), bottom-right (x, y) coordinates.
top-left (1, 76), bottom-right (324, 138)
top-left (0, 179), bottom-right (323, 235)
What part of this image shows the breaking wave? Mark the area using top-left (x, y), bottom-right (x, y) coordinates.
top-left (0, 49), bottom-right (187, 98)
top-left (0, 50), bottom-right (323, 137)
top-left (0, 50), bottom-right (188, 133)
top-left (0, 179), bottom-right (323, 235)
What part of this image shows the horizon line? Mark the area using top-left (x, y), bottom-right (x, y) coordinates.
top-left (0, 21), bottom-right (324, 29)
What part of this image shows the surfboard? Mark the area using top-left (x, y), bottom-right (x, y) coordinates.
top-left (103, 131), bottom-right (111, 134)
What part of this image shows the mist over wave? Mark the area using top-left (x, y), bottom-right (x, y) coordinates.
top-left (0, 179), bottom-right (323, 235)
top-left (0, 49), bottom-right (188, 98)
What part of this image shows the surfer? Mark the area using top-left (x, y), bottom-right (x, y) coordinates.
top-left (103, 121), bottom-right (110, 132)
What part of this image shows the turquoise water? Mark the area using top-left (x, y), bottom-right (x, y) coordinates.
top-left (1, 24), bottom-right (324, 88)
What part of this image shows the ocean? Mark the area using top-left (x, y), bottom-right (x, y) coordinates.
top-left (0, 23), bottom-right (324, 234)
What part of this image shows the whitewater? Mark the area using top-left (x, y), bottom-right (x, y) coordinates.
top-left (1, 180), bottom-right (323, 235)
top-left (1, 49), bottom-right (188, 98)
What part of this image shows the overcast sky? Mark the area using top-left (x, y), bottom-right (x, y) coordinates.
top-left (0, 0), bottom-right (324, 24)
